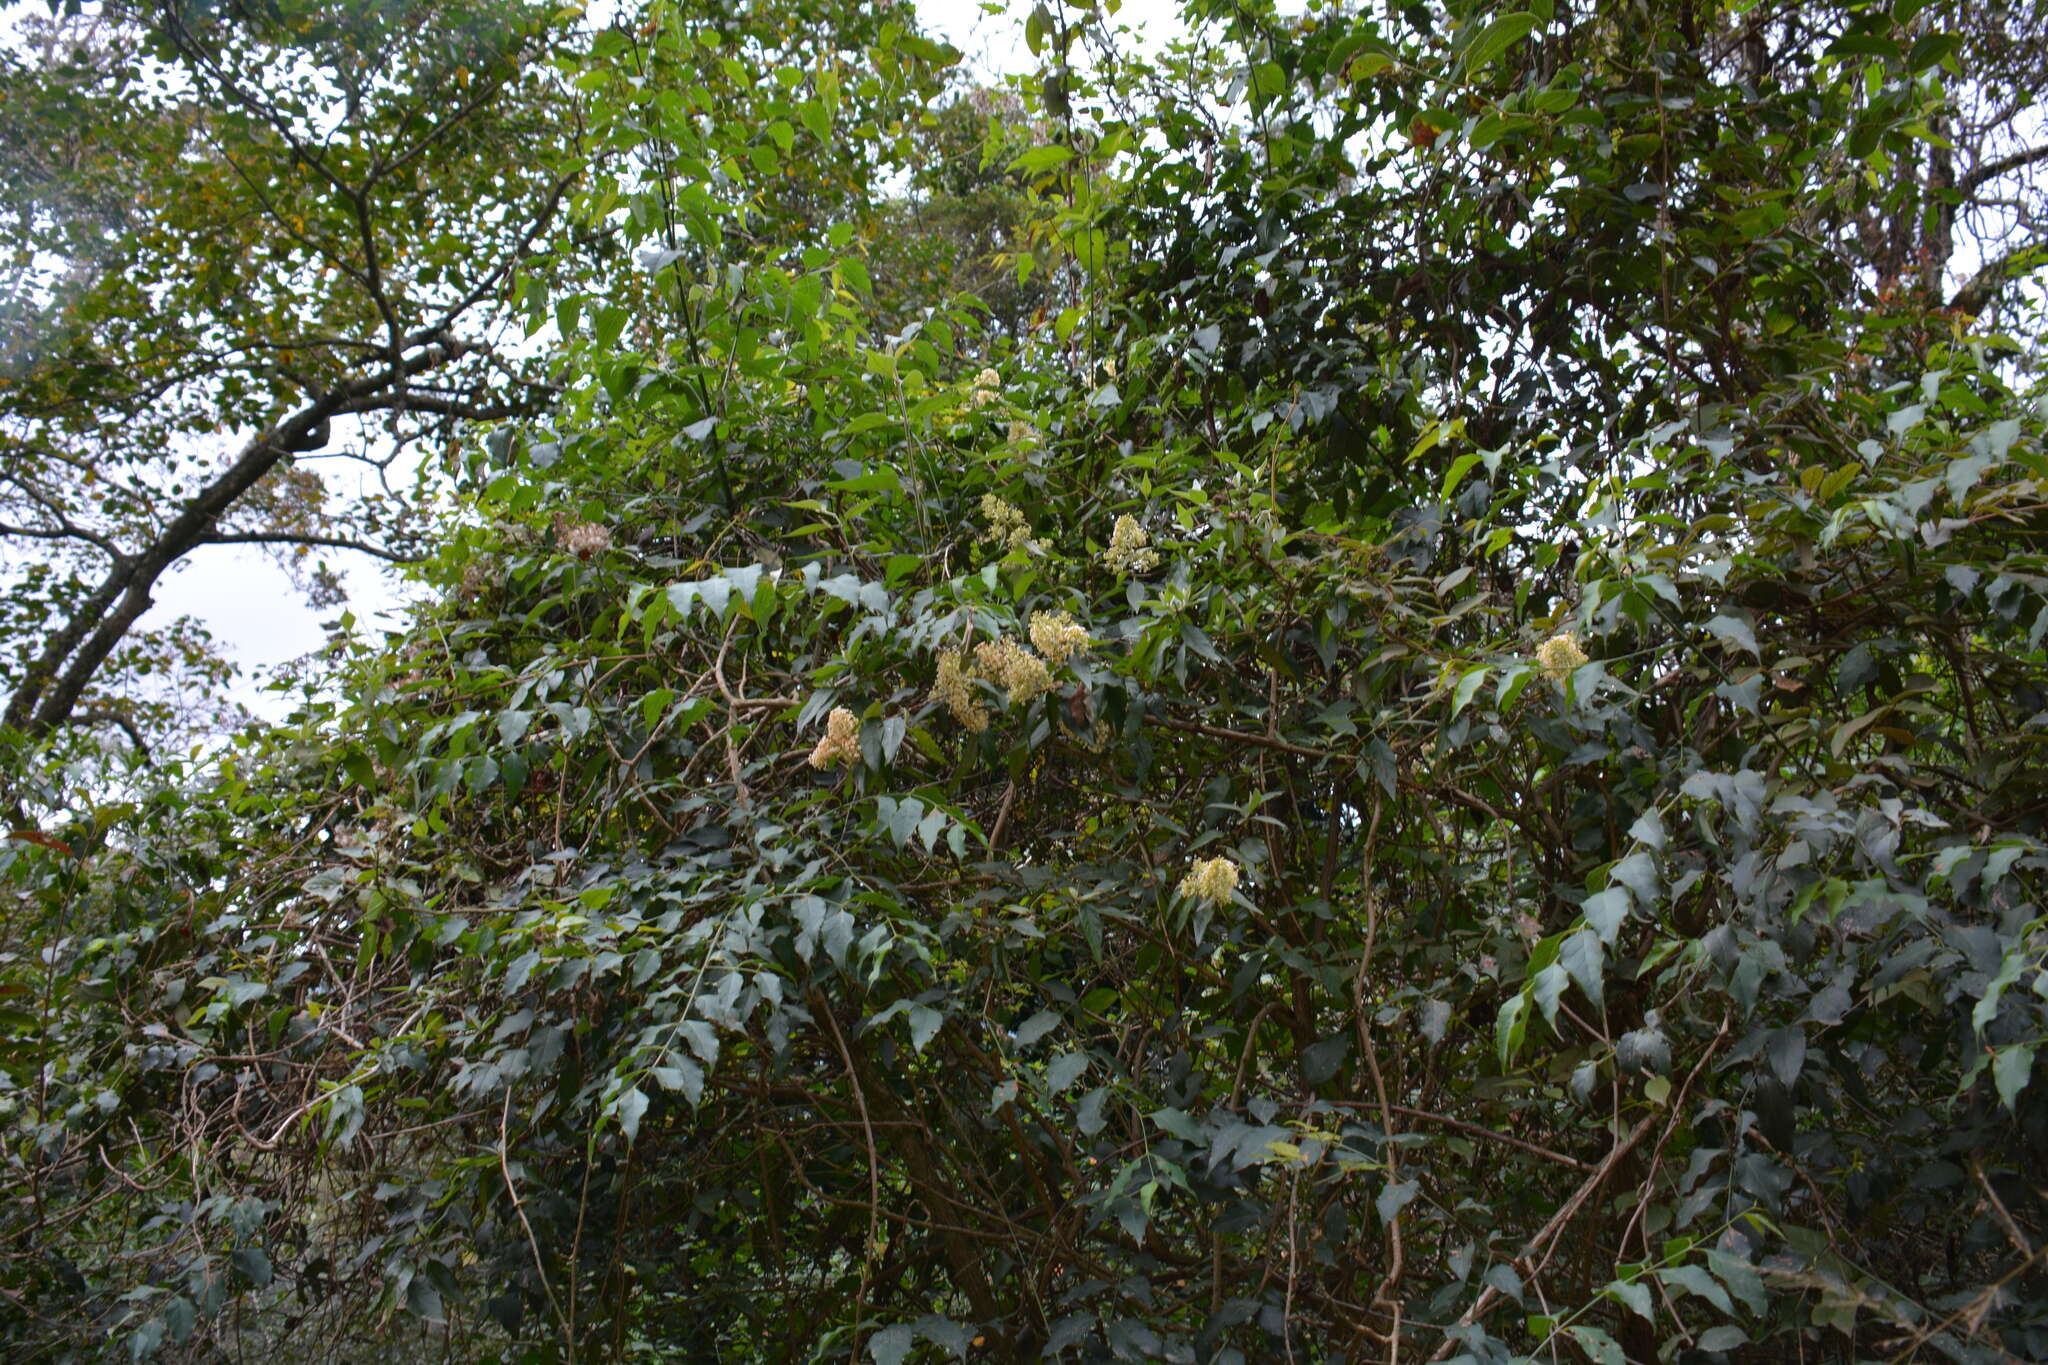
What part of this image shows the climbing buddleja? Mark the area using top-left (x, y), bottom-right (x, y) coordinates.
top-left (6, 0), bottom-right (2048, 1361)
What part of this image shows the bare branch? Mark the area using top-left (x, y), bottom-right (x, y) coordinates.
top-left (198, 531), bottom-right (421, 563)
top-left (333, 392), bottom-right (544, 422)
top-left (5, 337), bottom-right (469, 738)
top-left (1950, 235), bottom-right (2048, 316)
top-left (64, 706), bottom-right (153, 760)
top-left (1960, 142), bottom-right (2048, 198)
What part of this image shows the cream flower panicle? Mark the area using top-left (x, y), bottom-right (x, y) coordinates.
top-left (930, 649), bottom-right (990, 733)
top-left (1537, 631), bottom-right (1590, 683)
top-left (980, 493), bottom-right (1031, 552)
top-left (1028, 610), bottom-right (1090, 667)
top-left (1102, 514), bottom-right (1160, 575)
top-left (807, 706), bottom-right (861, 769)
top-left (970, 367), bottom-right (1002, 408)
top-left (1177, 856), bottom-right (1240, 907)
top-left (973, 636), bottom-right (1055, 706)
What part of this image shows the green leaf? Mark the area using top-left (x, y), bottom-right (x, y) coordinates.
top-left (1376, 1179), bottom-right (1418, 1224)
top-left (1559, 929), bottom-right (1605, 1011)
top-left (592, 304), bottom-right (629, 353)
top-left (908, 1004), bottom-right (942, 1052)
top-left (723, 562), bottom-right (764, 609)
top-left (1705, 613), bottom-right (1759, 656)
top-left (1299, 1033), bottom-right (1349, 1085)
top-left (877, 795), bottom-right (925, 847)
top-left (232, 1246), bottom-right (272, 1288)
top-left (1014, 1010), bottom-right (1060, 1048)
top-left (1045, 1051), bottom-right (1089, 1094)
top-left (825, 466), bottom-right (903, 494)
top-left (1580, 888), bottom-right (1630, 944)
top-left (639, 690), bottom-right (674, 731)
top-left (1658, 1264), bottom-right (1733, 1314)
top-left (652, 1058), bottom-right (705, 1105)
top-left (1906, 32), bottom-right (1961, 70)
top-left (1458, 12), bottom-right (1539, 75)
top-left (869, 1323), bottom-right (915, 1365)
top-left (1495, 989), bottom-right (1530, 1066)
top-left (1451, 664), bottom-right (1491, 719)
top-left (1495, 662), bottom-right (1535, 711)
top-left (1994, 1043), bottom-right (2035, 1110)
top-left (614, 1086), bottom-right (648, 1142)
top-left (799, 97), bottom-right (831, 143)
top-left (1009, 144), bottom-right (1075, 173)
top-left (696, 576), bottom-right (733, 619)
top-left (1609, 851), bottom-right (1660, 904)
top-left (1706, 1250), bottom-right (1770, 1315)
top-left (1567, 1325), bottom-right (1626, 1365)
top-left (1764, 1025), bottom-right (1806, 1087)
top-left (1250, 60), bottom-right (1288, 103)
top-left (1604, 1276), bottom-right (1654, 1322)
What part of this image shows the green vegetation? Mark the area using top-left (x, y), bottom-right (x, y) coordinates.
top-left (5, 0), bottom-right (2048, 1360)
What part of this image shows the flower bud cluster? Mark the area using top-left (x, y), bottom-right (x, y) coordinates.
top-left (807, 706), bottom-right (861, 769)
top-left (980, 494), bottom-right (1032, 552)
top-left (1028, 610), bottom-right (1090, 667)
top-left (970, 367), bottom-right (1002, 408)
top-left (930, 619), bottom-right (1085, 733)
top-left (1102, 515), bottom-right (1159, 575)
top-left (1537, 631), bottom-right (1589, 682)
top-left (1177, 856), bottom-right (1240, 907)
top-left (973, 636), bottom-right (1055, 706)
top-left (930, 649), bottom-right (989, 733)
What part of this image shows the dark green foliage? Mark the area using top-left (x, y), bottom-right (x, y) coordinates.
top-left (6, 0), bottom-right (2048, 1361)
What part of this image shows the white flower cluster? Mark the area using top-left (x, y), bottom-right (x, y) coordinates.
top-left (807, 706), bottom-right (861, 769)
top-left (1177, 856), bottom-right (1240, 907)
top-left (930, 649), bottom-right (989, 733)
top-left (1537, 631), bottom-right (1589, 683)
top-left (974, 636), bottom-right (1055, 706)
top-left (1028, 610), bottom-right (1090, 667)
top-left (929, 622), bottom-right (1082, 734)
top-left (1102, 515), bottom-right (1159, 575)
top-left (980, 493), bottom-right (1032, 552)
top-left (971, 367), bottom-right (1002, 408)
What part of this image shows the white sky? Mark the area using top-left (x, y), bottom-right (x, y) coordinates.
top-left (139, 0), bottom-right (1189, 721)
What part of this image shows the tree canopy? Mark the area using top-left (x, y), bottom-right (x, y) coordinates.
top-left (5, 0), bottom-right (2048, 1361)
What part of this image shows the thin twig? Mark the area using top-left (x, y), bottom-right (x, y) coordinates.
top-left (817, 998), bottom-right (882, 1360)
top-left (500, 1089), bottom-right (574, 1361)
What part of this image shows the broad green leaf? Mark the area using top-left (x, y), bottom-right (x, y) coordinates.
top-left (1458, 12), bottom-right (1539, 75)
top-left (869, 1324), bottom-right (915, 1365)
top-left (1567, 1325), bottom-right (1626, 1365)
top-left (1995, 1044), bottom-right (2035, 1110)
top-left (1451, 664), bottom-right (1491, 719)
top-left (1376, 1179), bottom-right (1419, 1225)
top-left (1045, 1051), bottom-right (1089, 1095)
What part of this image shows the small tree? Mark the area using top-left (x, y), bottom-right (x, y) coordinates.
top-left (0, 0), bottom-right (582, 754)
